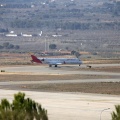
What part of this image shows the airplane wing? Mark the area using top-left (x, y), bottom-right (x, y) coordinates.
top-left (48, 61), bottom-right (63, 65)
top-left (47, 61), bottom-right (63, 67)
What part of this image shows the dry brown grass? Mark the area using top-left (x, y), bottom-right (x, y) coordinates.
top-left (76, 66), bottom-right (120, 73)
top-left (4, 82), bottom-right (120, 95)
top-left (0, 74), bottom-right (110, 81)
top-left (91, 66), bottom-right (120, 73)
top-left (25, 82), bottom-right (120, 95)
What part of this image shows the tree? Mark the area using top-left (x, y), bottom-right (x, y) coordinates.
top-left (14, 45), bottom-right (20, 49)
top-left (6, 44), bottom-right (14, 49)
top-left (65, 47), bottom-right (69, 50)
top-left (3, 42), bottom-right (9, 48)
top-left (0, 92), bottom-right (48, 120)
top-left (49, 44), bottom-right (57, 49)
top-left (74, 52), bottom-right (80, 58)
top-left (71, 50), bottom-right (76, 55)
top-left (111, 105), bottom-right (120, 120)
top-left (0, 45), bottom-right (4, 49)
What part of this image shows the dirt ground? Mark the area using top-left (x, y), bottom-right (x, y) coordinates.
top-left (20, 82), bottom-right (120, 95)
top-left (1, 81), bottom-right (120, 95)
top-left (0, 74), bottom-right (110, 81)
top-left (77, 66), bottom-right (120, 73)
top-left (0, 73), bottom-right (120, 95)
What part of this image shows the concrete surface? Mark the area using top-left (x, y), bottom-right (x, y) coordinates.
top-left (1, 65), bottom-right (120, 76)
top-left (0, 89), bottom-right (119, 120)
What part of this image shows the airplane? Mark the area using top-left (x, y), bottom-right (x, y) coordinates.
top-left (30, 55), bottom-right (82, 67)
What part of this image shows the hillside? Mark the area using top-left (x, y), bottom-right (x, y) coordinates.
top-left (0, 0), bottom-right (120, 30)
top-left (0, 0), bottom-right (120, 57)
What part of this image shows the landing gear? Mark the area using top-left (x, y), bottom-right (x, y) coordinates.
top-left (55, 65), bottom-right (57, 67)
top-left (49, 64), bottom-right (52, 67)
top-left (49, 64), bottom-right (58, 67)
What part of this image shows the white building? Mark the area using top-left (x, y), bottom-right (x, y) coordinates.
top-left (21, 33), bottom-right (32, 37)
top-left (5, 34), bottom-right (17, 37)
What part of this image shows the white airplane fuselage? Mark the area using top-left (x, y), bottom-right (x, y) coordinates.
top-left (31, 55), bottom-right (82, 67)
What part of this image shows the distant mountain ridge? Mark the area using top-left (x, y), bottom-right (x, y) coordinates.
top-left (1, 0), bottom-right (35, 3)
top-left (0, 0), bottom-right (120, 31)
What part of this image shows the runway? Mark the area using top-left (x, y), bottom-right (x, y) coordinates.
top-left (0, 64), bottom-right (120, 120)
top-left (0, 79), bottom-right (120, 86)
top-left (1, 64), bottom-right (120, 76)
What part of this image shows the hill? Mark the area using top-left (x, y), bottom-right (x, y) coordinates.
top-left (0, 0), bottom-right (120, 56)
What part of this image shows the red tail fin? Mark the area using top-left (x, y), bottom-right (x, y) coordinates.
top-left (31, 55), bottom-right (42, 63)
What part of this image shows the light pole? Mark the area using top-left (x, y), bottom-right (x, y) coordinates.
top-left (45, 37), bottom-right (46, 52)
top-left (100, 108), bottom-right (110, 120)
top-left (45, 35), bottom-right (48, 52)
